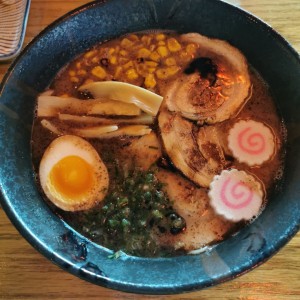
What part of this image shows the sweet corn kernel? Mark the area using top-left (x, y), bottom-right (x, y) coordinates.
top-left (138, 48), bottom-right (151, 58)
top-left (164, 57), bottom-right (176, 66)
top-left (126, 68), bottom-right (139, 80)
top-left (70, 76), bottom-right (79, 83)
top-left (84, 78), bottom-right (94, 85)
top-left (123, 61), bottom-right (134, 69)
top-left (68, 70), bottom-right (76, 76)
top-left (121, 38), bottom-right (134, 48)
top-left (167, 38), bottom-right (181, 52)
top-left (135, 63), bottom-right (148, 77)
top-left (76, 62), bottom-right (81, 69)
top-left (84, 50), bottom-right (96, 58)
top-left (149, 51), bottom-right (160, 62)
top-left (179, 51), bottom-right (192, 63)
top-left (91, 56), bottom-right (99, 64)
top-left (141, 35), bottom-right (152, 46)
top-left (132, 44), bottom-right (143, 52)
top-left (157, 46), bottom-right (169, 57)
top-left (108, 48), bottom-right (115, 55)
top-left (186, 43), bottom-right (197, 55)
top-left (158, 41), bottom-right (166, 46)
top-left (145, 61), bottom-right (158, 68)
top-left (148, 67), bottom-right (156, 74)
top-left (128, 34), bottom-right (139, 41)
top-left (156, 69), bottom-right (168, 79)
top-left (114, 66), bottom-right (123, 78)
top-left (156, 66), bottom-right (180, 79)
top-left (144, 74), bottom-right (157, 89)
top-left (167, 65), bottom-right (181, 76)
top-left (77, 69), bottom-right (87, 76)
top-left (110, 56), bottom-right (118, 65)
top-left (149, 44), bottom-right (156, 51)
top-left (91, 66), bottom-right (107, 79)
top-left (119, 57), bottom-right (129, 64)
top-left (120, 49), bottom-right (128, 56)
top-left (156, 33), bottom-right (166, 41)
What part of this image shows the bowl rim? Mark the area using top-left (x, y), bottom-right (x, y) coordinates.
top-left (1, 0), bottom-right (300, 92)
top-left (0, 0), bottom-right (299, 294)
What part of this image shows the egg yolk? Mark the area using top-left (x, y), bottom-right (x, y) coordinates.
top-left (49, 155), bottom-right (95, 200)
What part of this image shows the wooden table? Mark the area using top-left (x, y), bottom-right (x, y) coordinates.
top-left (0, 0), bottom-right (299, 299)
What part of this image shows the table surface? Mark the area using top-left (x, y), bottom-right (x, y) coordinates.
top-left (0, 0), bottom-right (299, 299)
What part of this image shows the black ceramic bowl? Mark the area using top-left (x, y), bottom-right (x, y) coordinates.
top-left (0, 0), bottom-right (299, 294)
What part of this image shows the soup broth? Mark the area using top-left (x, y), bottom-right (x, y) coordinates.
top-left (31, 31), bottom-right (285, 257)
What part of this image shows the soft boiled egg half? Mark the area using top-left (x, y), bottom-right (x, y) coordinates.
top-left (39, 135), bottom-right (109, 211)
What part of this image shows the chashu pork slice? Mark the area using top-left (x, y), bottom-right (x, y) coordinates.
top-left (118, 131), bottom-right (162, 172)
top-left (155, 169), bottom-right (236, 252)
top-left (165, 32), bottom-right (251, 124)
top-left (158, 102), bottom-right (227, 187)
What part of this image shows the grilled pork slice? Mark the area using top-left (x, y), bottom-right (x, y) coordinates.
top-left (158, 103), bottom-right (227, 187)
top-left (165, 32), bottom-right (251, 124)
top-left (118, 132), bottom-right (162, 171)
top-left (155, 169), bottom-right (236, 252)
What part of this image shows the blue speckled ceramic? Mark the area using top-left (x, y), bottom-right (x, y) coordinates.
top-left (0, 0), bottom-right (299, 294)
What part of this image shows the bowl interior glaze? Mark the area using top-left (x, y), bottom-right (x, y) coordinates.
top-left (0, 0), bottom-right (299, 294)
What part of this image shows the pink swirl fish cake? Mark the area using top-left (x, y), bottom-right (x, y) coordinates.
top-left (208, 169), bottom-right (264, 222)
top-left (228, 120), bottom-right (275, 166)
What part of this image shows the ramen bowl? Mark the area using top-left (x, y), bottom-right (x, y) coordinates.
top-left (0, 0), bottom-right (299, 294)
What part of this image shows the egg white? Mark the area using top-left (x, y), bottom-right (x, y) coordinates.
top-left (39, 135), bottom-right (109, 211)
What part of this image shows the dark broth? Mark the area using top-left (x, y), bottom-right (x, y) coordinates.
top-left (31, 32), bottom-right (285, 257)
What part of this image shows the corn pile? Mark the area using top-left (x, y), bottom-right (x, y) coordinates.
top-left (68, 33), bottom-right (198, 90)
